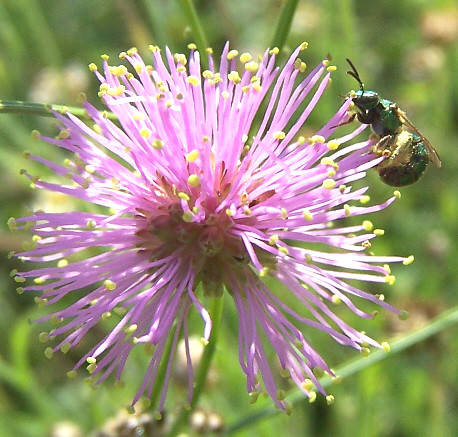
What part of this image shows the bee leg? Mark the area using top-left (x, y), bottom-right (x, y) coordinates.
top-left (371, 135), bottom-right (393, 157)
top-left (331, 112), bottom-right (357, 129)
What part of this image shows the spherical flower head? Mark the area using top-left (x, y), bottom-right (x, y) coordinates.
top-left (11, 43), bottom-right (409, 411)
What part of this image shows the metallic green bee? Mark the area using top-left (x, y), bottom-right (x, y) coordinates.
top-left (344, 58), bottom-right (441, 187)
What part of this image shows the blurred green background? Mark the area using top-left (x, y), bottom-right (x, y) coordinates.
top-left (0, 1), bottom-right (456, 436)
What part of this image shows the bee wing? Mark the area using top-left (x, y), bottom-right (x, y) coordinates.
top-left (396, 108), bottom-right (442, 168)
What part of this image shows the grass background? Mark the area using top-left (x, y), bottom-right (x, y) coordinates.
top-left (0, 1), bottom-right (456, 436)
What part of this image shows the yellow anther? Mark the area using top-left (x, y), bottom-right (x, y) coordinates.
top-left (273, 131), bottom-right (285, 140)
top-left (362, 220), bottom-right (373, 231)
top-left (245, 61), bottom-right (259, 72)
top-left (186, 150), bottom-right (200, 162)
top-left (178, 192), bottom-right (190, 201)
top-left (384, 275), bottom-right (396, 285)
top-left (139, 128), bottom-right (151, 138)
top-left (374, 228), bottom-right (385, 236)
top-left (240, 53), bottom-right (252, 63)
top-left (403, 255), bottom-right (414, 265)
top-left (104, 279), bottom-right (117, 291)
top-left (186, 76), bottom-right (199, 86)
top-left (381, 342), bottom-right (391, 353)
top-left (301, 379), bottom-right (314, 391)
top-left (188, 174), bottom-right (201, 187)
top-left (182, 211), bottom-right (194, 222)
top-left (322, 179), bottom-right (336, 189)
top-left (152, 139), bottom-right (164, 150)
top-left (327, 140), bottom-right (340, 150)
top-left (303, 209), bottom-right (313, 221)
top-left (269, 235), bottom-right (279, 245)
top-left (360, 195), bottom-right (371, 204)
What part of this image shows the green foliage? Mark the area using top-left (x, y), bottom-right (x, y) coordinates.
top-left (0, 1), bottom-right (456, 436)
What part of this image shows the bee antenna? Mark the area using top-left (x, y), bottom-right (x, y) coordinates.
top-left (346, 58), bottom-right (365, 91)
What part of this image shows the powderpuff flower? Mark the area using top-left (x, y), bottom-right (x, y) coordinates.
top-left (10, 42), bottom-right (410, 412)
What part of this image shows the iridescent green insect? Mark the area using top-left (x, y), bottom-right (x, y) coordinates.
top-left (344, 58), bottom-right (441, 187)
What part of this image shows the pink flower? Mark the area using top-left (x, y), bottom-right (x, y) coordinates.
top-left (11, 43), bottom-right (409, 411)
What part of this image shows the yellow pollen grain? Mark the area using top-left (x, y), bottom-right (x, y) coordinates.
top-left (186, 150), bottom-right (199, 162)
top-left (273, 131), bottom-right (285, 140)
top-left (259, 267), bottom-right (270, 277)
top-left (225, 49), bottom-right (238, 60)
top-left (186, 76), bottom-right (199, 86)
top-left (362, 220), bottom-right (373, 231)
top-left (188, 174), bottom-right (201, 187)
top-left (278, 246), bottom-right (289, 256)
top-left (326, 395), bottom-right (335, 405)
top-left (327, 65), bottom-right (337, 72)
top-left (104, 280), bottom-right (116, 291)
top-left (174, 53), bottom-right (187, 65)
top-left (240, 53), bottom-right (252, 63)
top-left (140, 128), bottom-right (151, 138)
top-left (403, 255), bottom-right (415, 265)
top-left (374, 228), bottom-right (385, 236)
top-left (343, 204), bottom-right (351, 216)
top-left (322, 179), bottom-right (336, 189)
top-left (382, 342), bottom-right (391, 353)
top-left (225, 208), bottom-right (235, 217)
top-left (228, 71), bottom-right (241, 83)
top-left (327, 140), bottom-right (340, 150)
top-left (322, 59), bottom-right (330, 67)
top-left (298, 136), bottom-right (305, 144)
top-left (245, 61), bottom-right (259, 72)
top-left (327, 170), bottom-right (336, 177)
top-left (86, 219), bottom-right (97, 230)
top-left (85, 164), bottom-right (96, 174)
top-left (182, 211), bottom-right (194, 222)
top-left (152, 139), bottom-right (164, 150)
top-left (66, 370), bottom-right (77, 379)
top-left (300, 42), bottom-right (309, 50)
top-left (281, 208), bottom-right (288, 219)
top-left (202, 70), bottom-right (213, 79)
top-left (88, 63), bottom-right (98, 72)
top-left (332, 295), bottom-right (341, 304)
top-left (221, 91), bottom-right (229, 99)
top-left (187, 43), bottom-right (197, 50)
top-left (44, 347), bottom-right (54, 359)
top-left (57, 259), bottom-right (68, 268)
top-left (303, 209), bottom-right (313, 221)
top-left (269, 235), bottom-right (279, 245)
top-left (38, 332), bottom-right (49, 343)
top-left (301, 379), bottom-right (314, 391)
top-left (34, 277), bottom-right (46, 285)
top-left (178, 192), bottom-right (190, 201)
top-left (310, 135), bottom-right (325, 143)
top-left (393, 190), bottom-right (401, 198)
top-left (360, 195), bottom-right (371, 204)
top-left (385, 275), bottom-right (396, 285)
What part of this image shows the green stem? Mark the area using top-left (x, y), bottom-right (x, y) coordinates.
top-left (270, 0), bottom-right (300, 53)
top-left (180, 0), bottom-right (210, 66)
top-left (224, 304), bottom-right (458, 435)
top-left (0, 100), bottom-right (117, 121)
top-left (166, 296), bottom-right (224, 437)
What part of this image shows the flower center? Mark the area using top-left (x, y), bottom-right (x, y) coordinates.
top-left (136, 198), bottom-right (248, 297)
